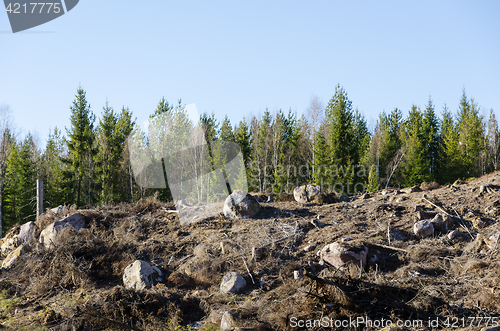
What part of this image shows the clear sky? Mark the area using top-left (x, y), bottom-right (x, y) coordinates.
top-left (1, 1), bottom-right (499, 146)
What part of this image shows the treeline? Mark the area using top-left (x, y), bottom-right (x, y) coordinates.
top-left (0, 85), bottom-right (499, 234)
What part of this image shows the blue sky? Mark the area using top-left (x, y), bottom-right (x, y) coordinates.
top-left (1, 1), bottom-right (499, 146)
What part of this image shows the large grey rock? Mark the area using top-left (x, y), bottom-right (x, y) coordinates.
top-left (317, 241), bottom-right (368, 269)
top-left (39, 213), bottom-right (85, 249)
top-left (223, 190), bottom-right (261, 219)
top-left (293, 184), bottom-right (320, 203)
top-left (15, 221), bottom-right (35, 245)
top-left (220, 272), bottom-right (246, 293)
top-left (431, 213), bottom-right (454, 232)
top-left (123, 260), bottom-right (163, 290)
top-left (413, 220), bottom-right (434, 238)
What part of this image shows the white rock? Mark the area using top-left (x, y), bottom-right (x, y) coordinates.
top-left (317, 242), bottom-right (368, 269)
top-left (223, 190), bottom-right (261, 219)
top-left (15, 221), bottom-right (35, 245)
top-left (413, 220), bottom-right (434, 238)
top-left (50, 205), bottom-right (64, 216)
top-left (220, 272), bottom-right (246, 293)
top-left (123, 260), bottom-right (163, 290)
top-left (39, 213), bottom-right (85, 249)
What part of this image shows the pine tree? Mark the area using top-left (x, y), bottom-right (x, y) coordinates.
top-left (65, 87), bottom-right (96, 207)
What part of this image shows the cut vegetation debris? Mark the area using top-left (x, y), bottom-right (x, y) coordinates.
top-left (0, 173), bottom-right (499, 330)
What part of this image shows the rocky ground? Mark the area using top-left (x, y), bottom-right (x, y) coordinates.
top-left (0, 172), bottom-right (499, 331)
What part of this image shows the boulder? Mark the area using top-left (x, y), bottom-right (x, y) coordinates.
top-left (223, 190), bottom-right (261, 219)
top-left (293, 184), bottom-right (320, 204)
top-left (15, 221), bottom-right (35, 245)
top-left (220, 272), bottom-right (246, 293)
top-left (50, 205), bottom-right (64, 216)
top-left (413, 220), bottom-right (434, 238)
top-left (39, 213), bottom-right (85, 249)
top-left (123, 260), bottom-right (163, 290)
top-left (1, 244), bottom-right (28, 269)
top-left (317, 241), bottom-right (368, 269)
top-left (431, 214), bottom-right (454, 232)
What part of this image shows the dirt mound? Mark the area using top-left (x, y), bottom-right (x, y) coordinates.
top-left (1, 175), bottom-right (500, 330)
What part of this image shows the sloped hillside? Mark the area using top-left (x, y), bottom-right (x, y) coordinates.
top-left (0, 173), bottom-right (499, 330)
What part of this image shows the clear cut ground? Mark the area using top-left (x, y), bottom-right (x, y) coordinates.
top-left (0, 173), bottom-right (499, 330)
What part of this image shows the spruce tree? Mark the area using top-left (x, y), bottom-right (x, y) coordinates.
top-left (65, 87), bottom-right (96, 207)
top-left (422, 97), bottom-right (440, 180)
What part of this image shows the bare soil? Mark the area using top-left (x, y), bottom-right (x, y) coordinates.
top-left (1, 172), bottom-right (500, 330)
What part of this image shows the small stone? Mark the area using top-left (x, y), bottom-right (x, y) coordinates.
top-left (220, 310), bottom-right (237, 331)
top-left (302, 244), bottom-right (317, 252)
top-left (1, 244), bottom-right (27, 269)
top-left (293, 270), bottom-right (303, 280)
top-left (341, 237), bottom-right (352, 242)
top-left (431, 214), bottom-right (454, 232)
top-left (123, 260), bottom-right (163, 290)
top-left (447, 230), bottom-right (462, 241)
top-left (220, 272), bottom-right (246, 294)
top-left (413, 220), bottom-right (434, 238)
